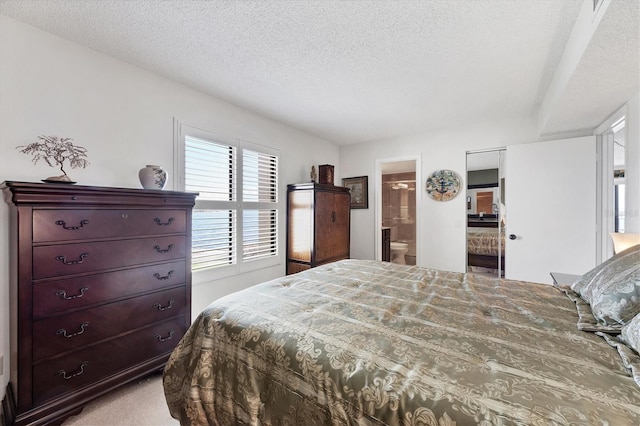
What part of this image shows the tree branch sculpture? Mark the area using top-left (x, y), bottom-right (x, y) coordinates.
top-left (17, 136), bottom-right (89, 182)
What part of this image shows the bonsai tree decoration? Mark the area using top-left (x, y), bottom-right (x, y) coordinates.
top-left (17, 135), bottom-right (89, 183)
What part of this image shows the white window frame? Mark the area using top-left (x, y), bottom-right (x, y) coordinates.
top-left (595, 106), bottom-right (626, 263)
top-left (174, 119), bottom-right (281, 282)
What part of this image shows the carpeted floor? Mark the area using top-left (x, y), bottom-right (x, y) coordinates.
top-left (62, 372), bottom-right (178, 425)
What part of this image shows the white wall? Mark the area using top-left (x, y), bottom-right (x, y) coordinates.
top-left (341, 117), bottom-right (540, 272)
top-left (0, 15), bottom-right (339, 398)
top-left (342, 93), bottom-right (640, 273)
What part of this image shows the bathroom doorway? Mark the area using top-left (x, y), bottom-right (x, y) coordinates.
top-left (375, 156), bottom-right (420, 265)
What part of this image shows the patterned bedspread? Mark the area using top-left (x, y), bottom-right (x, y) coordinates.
top-left (467, 226), bottom-right (505, 256)
top-left (163, 259), bottom-right (640, 425)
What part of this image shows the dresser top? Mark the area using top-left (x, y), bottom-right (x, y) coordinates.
top-left (2, 181), bottom-right (198, 207)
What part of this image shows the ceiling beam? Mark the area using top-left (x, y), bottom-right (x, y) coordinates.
top-left (538, 0), bottom-right (611, 135)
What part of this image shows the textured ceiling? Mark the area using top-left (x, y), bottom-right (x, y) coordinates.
top-left (540, 0), bottom-right (640, 135)
top-left (1, 0), bottom-right (638, 144)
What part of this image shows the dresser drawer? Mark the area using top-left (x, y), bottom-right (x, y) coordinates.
top-left (33, 236), bottom-right (186, 279)
top-left (33, 316), bottom-right (185, 405)
top-left (33, 260), bottom-right (186, 317)
top-left (33, 286), bottom-right (187, 361)
top-left (33, 209), bottom-right (186, 242)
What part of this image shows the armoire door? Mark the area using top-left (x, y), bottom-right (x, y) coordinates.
top-left (331, 191), bottom-right (351, 259)
top-left (287, 189), bottom-right (313, 263)
top-left (315, 191), bottom-right (335, 263)
top-left (505, 136), bottom-right (596, 284)
top-left (315, 191), bottom-right (350, 263)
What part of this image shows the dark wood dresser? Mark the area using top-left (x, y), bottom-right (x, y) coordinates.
top-left (1, 181), bottom-right (197, 425)
top-left (286, 183), bottom-right (350, 274)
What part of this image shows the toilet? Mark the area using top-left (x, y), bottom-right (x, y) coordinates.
top-left (390, 242), bottom-right (409, 264)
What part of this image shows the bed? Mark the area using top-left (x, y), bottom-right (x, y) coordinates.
top-left (467, 218), bottom-right (505, 274)
top-left (163, 254), bottom-right (640, 425)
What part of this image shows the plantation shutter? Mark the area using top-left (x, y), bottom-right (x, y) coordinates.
top-left (185, 137), bottom-right (236, 201)
top-left (242, 149), bottom-right (278, 262)
top-left (182, 133), bottom-right (279, 271)
top-left (185, 136), bottom-right (237, 270)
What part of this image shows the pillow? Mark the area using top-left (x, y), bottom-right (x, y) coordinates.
top-left (558, 286), bottom-right (622, 333)
top-left (571, 244), bottom-right (640, 329)
top-left (603, 314), bottom-right (640, 388)
top-left (620, 313), bottom-right (640, 354)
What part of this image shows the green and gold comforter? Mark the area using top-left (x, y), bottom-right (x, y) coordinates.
top-left (163, 259), bottom-right (640, 425)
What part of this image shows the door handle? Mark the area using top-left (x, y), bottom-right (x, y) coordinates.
top-left (509, 234), bottom-right (517, 240)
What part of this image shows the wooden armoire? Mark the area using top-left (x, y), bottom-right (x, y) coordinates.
top-left (286, 183), bottom-right (350, 274)
top-left (1, 181), bottom-right (197, 425)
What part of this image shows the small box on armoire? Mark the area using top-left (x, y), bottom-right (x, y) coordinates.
top-left (318, 164), bottom-right (334, 185)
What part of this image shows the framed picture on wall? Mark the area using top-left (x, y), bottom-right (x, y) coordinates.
top-left (342, 176), bottom-right (368, 209)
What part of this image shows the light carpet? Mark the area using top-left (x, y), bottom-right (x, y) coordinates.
top-left (62, 372), bottom-right (177, 425)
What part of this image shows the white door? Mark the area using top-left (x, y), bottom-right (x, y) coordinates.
top-left (505, 136), bottom-right (596, 284)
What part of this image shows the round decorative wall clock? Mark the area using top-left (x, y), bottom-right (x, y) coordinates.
top-left (425, 169), bottom-right (461, 201)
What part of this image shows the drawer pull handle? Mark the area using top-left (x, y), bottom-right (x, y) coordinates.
top-left (56, 253), bottom-right (89, 265)
top-left (154, 270), bottom-right (175, 281)
top-left (154, 217), bottom-right (175, 226)
top-left (156, 330), bottom-right (174, 342)
top-left (58, 361), bottom-right (89, 380)
top-left (154, 244), bottom-right (175, 253)
top-left (55, 219), bottom-right (89, 230)
top-left (56, 286), bottom-right (89, 300)
top-left (154, 299), bottom-right (174, 311)
top-left (57, 322), bottom-right (89, 338)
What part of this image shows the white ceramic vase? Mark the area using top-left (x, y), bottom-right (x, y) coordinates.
top-left (138, 165), bottom-right (167, 190)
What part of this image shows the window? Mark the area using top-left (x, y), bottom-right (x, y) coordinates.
top-left (612, 118), bottom-right (625, 233)
top-left (596, 113), bottom-right (625, 261)
top-left (175, 120), bottom-right (279, 277)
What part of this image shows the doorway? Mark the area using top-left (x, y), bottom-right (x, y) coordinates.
top-left (375, 156), bottom-right (420, 265)
top-left (466, 149), bottom-right (505, 278)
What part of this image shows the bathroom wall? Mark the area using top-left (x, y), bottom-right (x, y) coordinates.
top-left (382, 172), bottom-right (416, 265)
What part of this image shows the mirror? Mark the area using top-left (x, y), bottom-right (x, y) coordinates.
top-left (466, 150), bottom-right (505, 277)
